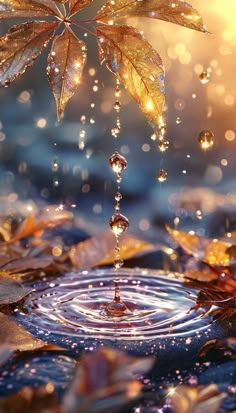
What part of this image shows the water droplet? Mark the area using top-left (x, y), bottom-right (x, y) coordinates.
top-left (156, 123), bottom-right (167, 138)
top-left (111, 126), bottom-right (120, 138)
top-left (104, 299), bottom-right (128, 317)
top-left (176, 117), bottom-right (182, 124)
top-left (157, 169), bottom-right (168, 182)
top-left (114, 101), bottom-right (121, 112)
top-left (110, 213), bottom-right (129, 235)
top-left (199, 71), bottom-right (211, 84)
top-left (158, 139), bottom-right (169, 152)
top-left (115, 192), bottom-right (122, 202)
top-left (109, 151), bottom-right (127, 174)
top-left (113, 258), bottom-right (124, 269)
top-left (198, 130), bottom-right (215, 150)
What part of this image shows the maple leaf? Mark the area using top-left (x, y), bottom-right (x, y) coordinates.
top-left (0, 0), bottom-right (207, 125)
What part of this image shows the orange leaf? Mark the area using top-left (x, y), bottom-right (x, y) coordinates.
top-left (47, 28), bottom-right (87, 120)
top-left (0, 21), bottom-right (59, 88)
top-left (97, 25), bottom-right (165, 128)
top-left (0, 0), bottom-right (61, 19)
top-left (96, 0), bottom-right (208, 33)
top-left (167, 226), bottom-right (231, 267)
top-left (69, 0), bottom-right (94, 17)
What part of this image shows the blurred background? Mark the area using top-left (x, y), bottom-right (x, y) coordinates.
top-left (0, 0), bottom-right (235, 239)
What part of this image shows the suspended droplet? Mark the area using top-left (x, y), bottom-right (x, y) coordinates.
top-left (110, 213), bottom-right (129, 236)
top-left (109, 151), bottom-right (127, 174)
top-left (198, 130), bottom-right (215, 150)
top-left (156, 123), bottom-right (167, 138)
top-left (199, 71), bottom-right (211, 84)
top-left (113, 258), bottom-right (124, 269)
top-left (114, 101), bottom-right (121, 112)
top-left (104, 299), bottom-right (128, 317)
top-left (111, 126), bottom-right (120, 138)
top-left (115, 192), bottom-right (122, 202)
top-left (157, 169), bottom-right (168, 182)
top-left (176, 117), bottom-right (182, 124)
top-left (158, 139), bottom-right (169, 152)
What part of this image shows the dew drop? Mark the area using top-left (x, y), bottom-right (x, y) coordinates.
top-left (110, 213), bottom-right (129, 235)
top-left (199, 71), bottom-right (211, 84)
top-left (109, 151), bottom-right (127, 174)
top-left (198, 130), bottom-right (215, 150)
top-left (157, 169), bottom-right (168, 182)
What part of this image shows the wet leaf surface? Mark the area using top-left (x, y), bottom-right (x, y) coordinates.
top-left (0, 21), bottom-right (59, 87)
top-left (97, 24), bottom-right (165, 128)
top-left (170, 384), bottom-right (226, 413)
top-left (0, 273), bottom-right (31, 304)
top-left (0, 0), bottom-right (60, 19)
top-left (47, 29), bottom-right (87, 121)
top-left (96, 0), bottom-right (208, 33)
top-left (69, 0), bottom-right (94, 17)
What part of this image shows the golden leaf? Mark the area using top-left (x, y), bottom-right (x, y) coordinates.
top-left (47, 28), bottom-right (87, 121)
top-left (0, 0), bottom-right (61, 19)
top-left (69, 232), bottom-right (156, 269)
top-left (170, 384), bottom-right (226, 413)
top-left (0, 21), bottom-right (59, 87)
top-left (167, 226), bottom-right (231, 267)
top-left (0, 273), bottom-right (31, 304)
top-left (96, 0), bottom-right (208, 33)
top-left (96, 24), bottom-right (165, 128)
top-left (69, 0), bottom-right (94, 17)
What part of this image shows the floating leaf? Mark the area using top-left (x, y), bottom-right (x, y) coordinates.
top-left (1, 256), bottom-right (53, 274)
top-left (63, 347), bottom-right (153, 413)
top-left (0, 0), bottom-right (61, 19)
top-left (170, 384), bottom-right (226, 413)
top-left (0, 21), bottom-right (59, 87)
top-left (0, 313), bottom-right (45, 351)
top-left (69, 232), bottom-right (156, 269)
top-left (69, 0), bottom-right (94, 17)
top-left (47, 28), bottom-right (87, 121)
top-left (97, 24), bottom-right (165, 128)
top-left (0, 273), bottom-right (31, 304)
top-left (167, 226), bottom-right (231, 267)
top-left (96, 0), bottom-right (208, 33)
top-left (199, 337), bottom-right (236, 357)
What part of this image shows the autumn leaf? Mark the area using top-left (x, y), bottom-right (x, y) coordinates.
top-left (169, 384), bottom-right (226, 413)
top-left (47, 28), bottom-right (87, 121)
top-left (69, 0), bottom-right (94, 17)
top-left (167, 226), bottom-right (231, 267)
top-left (0, 256), bottom-right (53, 274)
top-left (0, 0), bottom-right (62, 19)
top-left (96, 0), bottom-right (208, 33)
top-left (69, 232), bottom-right (157, 269)
top-left (193, 288), bottom-right (236, 320)
top-left (199, 337), bottom-right (236, 358)
top-left (0, 273), bottom-right (31, 305)
top-left (0, 345), bottom-right (14, 367)
top-left (97, 24), bottom-right (165, 128)
top-left (0, 21), bottom-right (59, 87)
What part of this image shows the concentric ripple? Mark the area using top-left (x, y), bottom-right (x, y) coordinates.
top-left (20, 268), bottom-right (212, 341)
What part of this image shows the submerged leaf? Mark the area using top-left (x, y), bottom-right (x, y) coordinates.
top-left (0, 273), bottom-right (31, 304)
top-left (0, 313), bottom-right (45, 351)
top-left (69, 232), bottom-right (156, 269)
top-left (96, 0), bottom-right (208, 33)
top-left (167, 226), bottom-right (231, 267)
top-left (0, 0), bottom-right (61, 19)
top-left (0, 21), bottom-right (59, 88)
top-left (69, 0), bottom-right (94, 17)
top-left (97, 24), bottom-right (165, 128)
top-left (47, 29), bottom-right (87, 121)
top-left (170, 384), bottom-right (226, 413)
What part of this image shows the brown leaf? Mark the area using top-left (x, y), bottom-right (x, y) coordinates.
top-left (47, 28), bottom-right (87, 121)
top-left (69, 0), bottom-right (94, 17)
top-left (69, 232), bottom-right (156, 269)
top-left (0, 313), bottom-right (45, 351)
top-left (10, 205), bottom-right (73, 243)
top-left (1, 256), bottom-right (53, 273)
top-left (0, 21), bottom-right (59, 88)
top-left (96, 0), bottom-right (208, 33)
top-left (63, 347), bottom-right (153, 413)
top-left (0, 0), bottom-right (61, 19)
top-left (199, 337), bottom-right (236, 357)
top-left (193, 289), bottom-right (236, 320)
top-left (167, 226), bottom-right (231, 267)
top-left (97, 24), bottom-right (165, 128)
top-left (170, 384), bottom-right (226, 413)
top-left (0, 385), bottom-right (60, 413)
top-left (0, 273), bottom-right (31, 304)
top-left (0, 345), bottom-right (14, 367)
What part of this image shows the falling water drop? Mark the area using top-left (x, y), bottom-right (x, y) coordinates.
top-left (158, 139), bottom-right (169, 152)
top-left (109, 151), bottom-right (127, 174)
top-left (110, 213), bottom-right (129, 236)
top-left (199, 71), bottom-right (211, 84)
top-left (157, 169), bottom-right (168, 182)
top-left (198, 130), bottom-right (215, 150)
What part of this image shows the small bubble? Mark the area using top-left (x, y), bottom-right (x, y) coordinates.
top-left (176, 117), bottom-right (181, 124)
top-left (158, 139), bottom-right (169, 152)
top-left (198, 130), bottom-right (215, 150)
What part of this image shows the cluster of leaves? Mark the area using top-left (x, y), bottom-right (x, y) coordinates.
top-left (0, 0), bottom-right (207, 124)
top-left (167, 226), bottom-right (236, 320)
